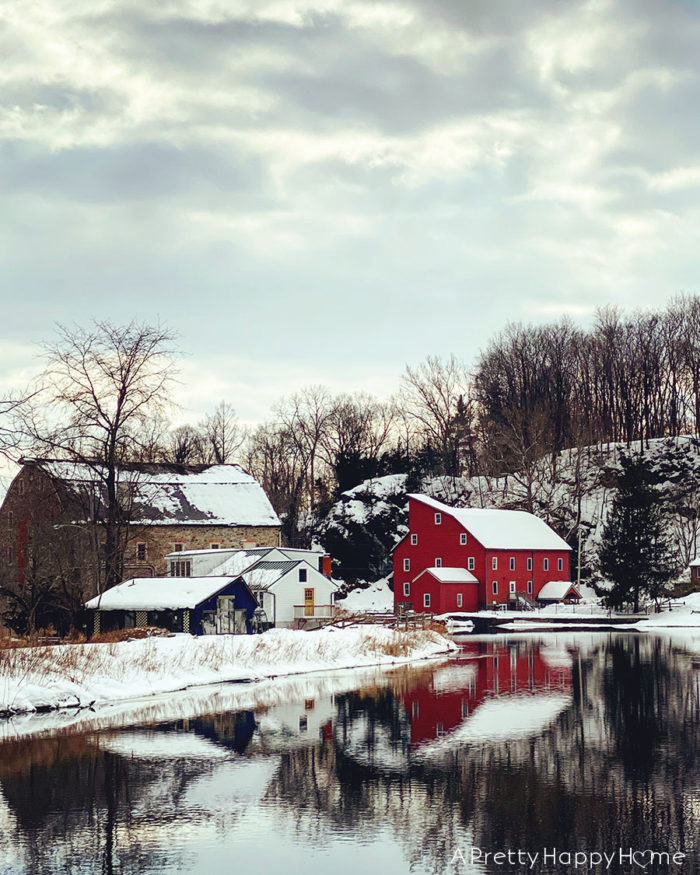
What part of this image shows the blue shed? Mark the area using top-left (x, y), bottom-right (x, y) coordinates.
top-left (85, 576), bottom-right (258, 636)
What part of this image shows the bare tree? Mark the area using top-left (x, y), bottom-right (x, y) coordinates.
top-left (275, 386), bottom-right (334, 511)
top-left (17, 321), bottom-right (176, 592)
top-left (400, 355), bottom-right (475, 476)
top-left (161, 424), bottom-right (207, 465)
top-left (200, 401), bottom-right (245, 464)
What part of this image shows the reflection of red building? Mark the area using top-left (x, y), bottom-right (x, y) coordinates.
top-left (397, 642), bottom-right (572, 747)
top-left (394, 494), bottom-right (572, 612)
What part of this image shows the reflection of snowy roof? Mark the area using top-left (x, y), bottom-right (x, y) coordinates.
top-left (417, 694), bottom-right (571, 753)
top-left (537, 581), bottom-right (580, 601)
top-left (417, 567), bottom-right (479, 584)
top-left (99, 731), bottom-right (232, 760)
top-left (85, 576), bottom-right (236, 610)
top-left (36, 460), bottom-right (281, 528)
top-left (431, 662), bottom-right (478, 693)
top-left (408, 494), bottom-right (571, 550)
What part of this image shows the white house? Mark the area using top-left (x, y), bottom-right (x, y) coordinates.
top-left (164, 545), bottom-right (338, 628)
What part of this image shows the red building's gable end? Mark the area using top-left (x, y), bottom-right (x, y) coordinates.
top-left (393, 495), bottom-right (571, 612)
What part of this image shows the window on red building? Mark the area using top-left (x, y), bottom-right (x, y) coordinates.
top-left (460, 533), bottom-right (467, 545)
top-left (411, 534), bottom-right (417, 545)
top-left (435, 557), bottom-right (442, 567)
top-left (468, 557), bottom-right (475, 570)
top-left (492, 581), bottom-right (498, 595)
top-left (492, 557), bottom-right (498, 570)
top-left (434, 513), bottom-right (441, 525)
top-left (423, 593), bottom-right (431, 608)
top-left (544, 558), bottom-right (549, 571)
top-left (509, 557), bottom-right (515, 570)
top-left (403, 582), bottom-right (410, 597)
top-left (457, 593), bottom-right (463, 608)
top-left (403, 558), bottom-right (410, 571)
top-left (527, 557), bottom-right (533, 571)
top-left (558, 558), bottom-right (563, 571)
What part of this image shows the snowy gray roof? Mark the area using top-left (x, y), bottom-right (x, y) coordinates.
top-left (408, 494), bottom-right (571, 551)
top-left (242, 560), bottom-right (300, 589)
top-left (416, 567), bottom-right (479, 584)
top-left (537, 581), bottom-right (580, 601)
top-left (85, 576), bottom-right (237, 611)
top-left (31, 459), bottom-right (281, 528)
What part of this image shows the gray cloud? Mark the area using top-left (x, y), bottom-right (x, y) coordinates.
top-left (1, 0), bottom-right (700, 421)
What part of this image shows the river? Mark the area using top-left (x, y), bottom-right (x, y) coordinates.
top-left (0, 632), bottom-right (698, 874)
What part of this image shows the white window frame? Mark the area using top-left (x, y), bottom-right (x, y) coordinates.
top-left (460, 533), bottom-right (467, 545)
top-left (509, 557), bottom-right (515, 571)
top-left (527, 580), bottom-right (533, 594)
top-left (492, 581), bottom-right (498, 596)
top-left (492, 556), bottom-right (498, 570)
top-left (457, 593), bottom-right (463, 608)
top-left (435, 557), bottom-right (442, 568)
top-left (527, 557), bottom-right (533, 571)
top-left (434, 513), bottom-right (441, 525)
top-left (423, 593), bottom-right (431, 608)
top-left (410, 534), bottom-right (418, 545)
top-left (509, 581), bottom-right (516, 594)
top-left (468, 557), bottom-right (475, 571)
top-left (543, 557), bottom-right (549, 571)
top-left (403, 558), bottom-right (410, 572)
top-left (558, 557), bottom-right (563, 571)
top-left (403, 582), bottom-right (410, 597)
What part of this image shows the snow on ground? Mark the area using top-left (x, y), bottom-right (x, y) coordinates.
top-left (634, 593), bottom-right (700, 629)
top-left (0, 626), bottom-right (456, 717)
top-left (0, 664), bottom-right (418, 743)
top-left (340, 578), bottom-right (394, 613)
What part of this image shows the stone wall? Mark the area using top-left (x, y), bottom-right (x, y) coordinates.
top-left (123, 524), bottom-right (281, 577)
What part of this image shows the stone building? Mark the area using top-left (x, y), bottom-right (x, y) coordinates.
top-left (0, 458), bottom-right (281, 597)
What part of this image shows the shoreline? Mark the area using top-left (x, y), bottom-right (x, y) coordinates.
top-left (0, 625), bottom-right (457, 720)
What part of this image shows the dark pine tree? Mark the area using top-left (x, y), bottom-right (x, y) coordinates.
top-left (599, 453), bottom-right (680, 612)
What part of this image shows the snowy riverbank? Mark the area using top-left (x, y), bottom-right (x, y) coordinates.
top-left (0, 626), bottom-right (456, 717)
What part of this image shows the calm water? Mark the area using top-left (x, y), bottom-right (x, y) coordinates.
top-left (0, 633), bottom-right (698, 874)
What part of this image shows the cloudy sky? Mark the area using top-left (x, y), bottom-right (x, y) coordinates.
top-left (2, 0), bottom-right (699, 424)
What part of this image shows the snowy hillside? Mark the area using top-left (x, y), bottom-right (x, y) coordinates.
top-left (316, 436), bottom-right (700, 590)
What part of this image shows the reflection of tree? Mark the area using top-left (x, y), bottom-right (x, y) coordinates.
top-left (0, 641), bottom-right (697, 874)
top-left (602, 637), bottom-right (670, 780)
top-left (263, 639), bottom-right (699, 870)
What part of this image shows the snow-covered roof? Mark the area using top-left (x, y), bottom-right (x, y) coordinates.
top-left (537, 581), bottom-right (581, 601)
top-left (408, 494), bottom-right (571, 551)
top-left (32, 459), bottom-right (281, 528)
top-left (242, 561), bottom-right (299, 589)
top-left (165, 547), bottom-right (274, 559)
top-left (416, 567), bottom-right (479, 584)
top-left (85, 576), bottom-right (237, 611)
top-left (208, 550), bottom-right (270, 577)
top-left (689, 558), bottom-right (700, 567)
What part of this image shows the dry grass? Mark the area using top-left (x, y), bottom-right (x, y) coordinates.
top-left (90, 626), bottom-right (171, 644)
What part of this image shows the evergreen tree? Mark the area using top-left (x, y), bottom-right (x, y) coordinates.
top-left (599, 454), bottom-right (680, 612)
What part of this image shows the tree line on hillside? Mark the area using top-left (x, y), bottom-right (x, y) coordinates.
top-left (1, 297), bottom-right (699, 631)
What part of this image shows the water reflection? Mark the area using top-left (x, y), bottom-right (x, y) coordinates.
top-left (0, 634), bottom-right (697, 874)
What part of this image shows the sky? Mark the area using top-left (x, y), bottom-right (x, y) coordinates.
top-left (2, 0), bottom-right (700, 427)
